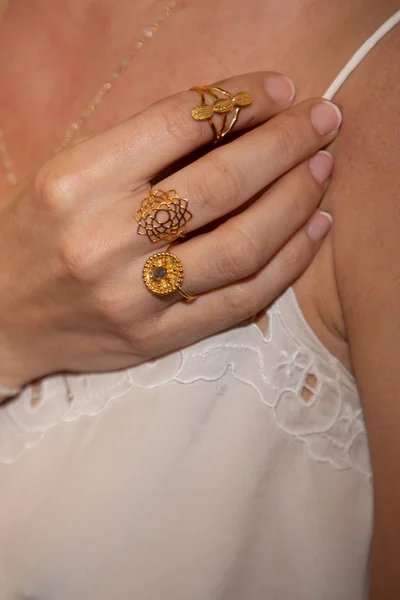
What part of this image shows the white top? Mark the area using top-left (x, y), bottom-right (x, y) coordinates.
top-left (0, 11), bottom-right (399, 600)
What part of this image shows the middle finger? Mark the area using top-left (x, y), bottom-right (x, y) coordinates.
top-left (137, 97), bottom-right (341, 243)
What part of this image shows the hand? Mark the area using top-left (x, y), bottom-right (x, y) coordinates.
top-left (0, 72), bottom-right (341, 391)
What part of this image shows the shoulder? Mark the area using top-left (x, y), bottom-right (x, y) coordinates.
top-left (327, 24), bottom-right (399, 351)
top-left (293, 26), bottom-right (400, 370)
top-left (329, 24), bottom-right (400, 287)
top-left (327, 25), bottom-right (400, 599)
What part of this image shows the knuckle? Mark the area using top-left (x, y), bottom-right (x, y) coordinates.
top-left (215, 225), bottom-right (262, 280)
top-left (58, 233), bottom-right (101, 283)
top-left (34, 161), bottom-right (81, 215)
top-left (268, 107), bottom-right (313, 160)
top-left (271, 119), bottom-right (300, 158)
top-left (58, 241), bottom-right (88, 281)
top-left (160, 96), bottom-right (200, 146)
top-left (223, 283), bottom-right (258, 321)
top-left (195, 153), bottom-right (242, 211)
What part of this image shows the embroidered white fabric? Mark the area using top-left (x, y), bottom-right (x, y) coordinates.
top-left (0, 289), bottom-right (374, 599)
top-left (0, 289), bottom-right (371, 473)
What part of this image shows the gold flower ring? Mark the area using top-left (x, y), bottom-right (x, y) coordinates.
top-left (142, 248), bottom-right (198, 301)
top-left (134, 188), bottom-right (192, 243)
top-left (191, 86), bottom-right (253, 142)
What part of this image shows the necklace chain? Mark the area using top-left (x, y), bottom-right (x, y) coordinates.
top-left (0, 0), bottom-right (180, 187)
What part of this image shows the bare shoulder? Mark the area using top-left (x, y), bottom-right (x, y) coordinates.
top-left (327, 26), bottom-right (400, 599)
top-left (328, 25), bottom-right (400, 353)
top-left (293, 26), bottom-right (400, 371)
top-left (329, 25), bottom-right (400, 295)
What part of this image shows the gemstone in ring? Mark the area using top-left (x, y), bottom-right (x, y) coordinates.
top-left (142, 250), bottom-right (197, 300)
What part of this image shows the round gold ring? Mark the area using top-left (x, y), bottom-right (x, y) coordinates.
top-left (134, 187), bottom-right (193, 243)
top-left (142, 250), bottom-right (198, 301)
top-left (191, 85), bottom-right (253, 142)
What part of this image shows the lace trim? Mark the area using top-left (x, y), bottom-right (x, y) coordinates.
top-left (0, 289), bottom-right (371, 476)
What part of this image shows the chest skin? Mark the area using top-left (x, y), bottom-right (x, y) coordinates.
top-left (0, 0), bottom-right (396, 371)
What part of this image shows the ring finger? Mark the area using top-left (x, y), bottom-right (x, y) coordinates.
top-left (130, 96), bottom-right (341, 252)
top-left (171, 150), bottom-right (334, 296)
top-left (138, 150), bottom-right (333, 306)
top-left (159, 96), bottom-right (339, 218)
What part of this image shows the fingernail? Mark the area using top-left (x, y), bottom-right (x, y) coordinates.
top-left (265, 74), bottom-right (296, 104)
top-left (311, 101), bottom-right (342, 135)
top-left (307, 211), bottom-right (332, 241)
top-left (309, 151), bottom-right (334, 184)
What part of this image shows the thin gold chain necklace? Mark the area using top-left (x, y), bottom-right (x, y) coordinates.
top-left (0, 0), bottom-right (180, 187)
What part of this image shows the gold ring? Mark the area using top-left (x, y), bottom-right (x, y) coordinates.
top-left (191, 86), bottom-right (253, 142)
top-left (134, 187), bottom-right (192, 243)
top-left (142, 250), bottom-right (198, 301)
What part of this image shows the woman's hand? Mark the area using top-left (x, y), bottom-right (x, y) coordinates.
top-left (0, 72), bottom-right (341, 391)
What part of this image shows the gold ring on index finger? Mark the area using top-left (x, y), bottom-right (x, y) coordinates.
top-left (191, 86), bottom-right (253, 143)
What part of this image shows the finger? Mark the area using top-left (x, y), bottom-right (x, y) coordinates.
top-left (157, 211), bottom-right (332, 351)
top-left (133, 71), bottom-right (296, 180)
top-left (53, 71), bottom-right (296, 194)
top-left (167, 151), bottom-right (334, 296)
top-left (129, 152), bottom-right (331, 311)
top-left (153, 98), bottom-right (341, 234)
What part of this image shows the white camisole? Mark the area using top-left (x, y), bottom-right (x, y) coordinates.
top-left (0, 10), bottom-right (399, 600)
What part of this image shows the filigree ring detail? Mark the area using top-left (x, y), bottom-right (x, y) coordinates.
top-left (134, 188), bottom-right (192, 243)
top-left (191, 86), bottom-right (253, 142)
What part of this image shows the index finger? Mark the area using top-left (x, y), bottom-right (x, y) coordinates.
top-left (131, 71), bottom-right (296, 182)
top-left (58, 72), bottom-right (296, 193)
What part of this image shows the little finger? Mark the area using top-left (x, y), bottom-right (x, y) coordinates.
top-left (160, 211), bottom-right (332, 348)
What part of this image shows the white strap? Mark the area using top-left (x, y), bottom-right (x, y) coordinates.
top-left (323, 10), bottom-right (400, 100)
